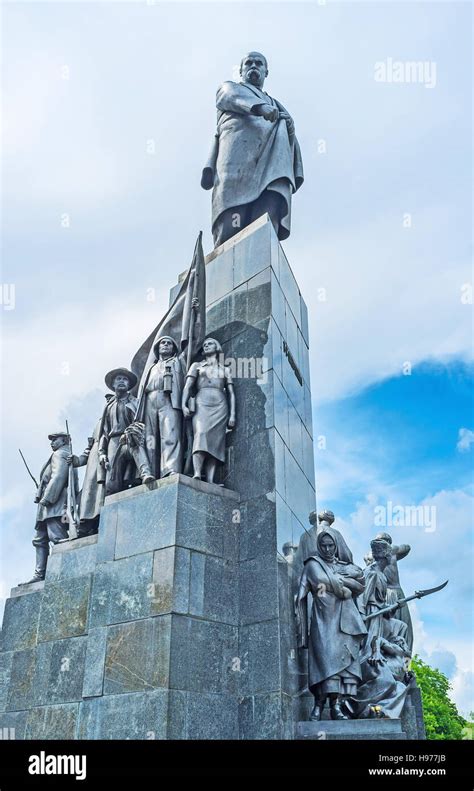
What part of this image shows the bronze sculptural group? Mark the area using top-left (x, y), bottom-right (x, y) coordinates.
top-left (21, 323), bottom-right (237, 584)
top-left (295, 510), bottom-right (447, 722)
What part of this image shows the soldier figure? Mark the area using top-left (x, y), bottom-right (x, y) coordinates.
top-left (20, 432), bottom-right (74, 584)
top-left (135, 337), bottom-right (187, 480)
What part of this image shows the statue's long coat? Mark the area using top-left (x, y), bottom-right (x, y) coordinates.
top-left (35, 446), bottom-right (71, 523)
top-left (77, 420), bottom-right (104, 521)
top-left (202, 81), bottom-right (304, 240)
top-left (302, 555), bottom-right (367, 692)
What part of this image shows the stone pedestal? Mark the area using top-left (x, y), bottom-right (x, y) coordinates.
top-left (296, 719), bottom-right (407, 740)
top-left (173, 214), bottom-right (317, 736)
top-left (1, 476), bottom-right (241, 739)
top-left (202, 214), bottom-right (317, 735)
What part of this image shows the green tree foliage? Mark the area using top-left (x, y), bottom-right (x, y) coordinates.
top-left (411, 655), bottom-right (470, 740)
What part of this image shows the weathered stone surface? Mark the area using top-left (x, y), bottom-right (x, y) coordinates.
top-left (184, 692), bottom-right (239, 740)
top-left (6, 648), bottom-right (38, 710)
top-left (283, 446), bottom-right (316, 529)
top-left (239, 554), bottom-right (279, 625)
top-left (104, 616), bottom-right (171, 695)
top-left (114, 482), bottom-right (177, 559)
top-left (0, 590), bottom-right (41, 652)
top-left (78, 690), bottom-right (168, 740)
top-left (188, 552), bottom-right (238, 624)
top-left (151, 546), bottom-right (192, 615)
top-left (9, 580), bottom-right (44, 598)
top-left (88, 552), bottom-right (154, 628)
top-left (82, 627), bottom-right (107, 698)
top-left (276, 493), bottom-right (294, 559)
top-left (225, 430), bottom-right (277, 500)
top-left (38, 575), bottom-right (91, 642)
top-left (47, 538), bottom-right (98, 581)
top-left (408, 683), bottom-right (426, 739)
top-left (96, 501), bottom-right (118, 563)
top-left (166, 689), bottom-right (187, 739)
top-left (247, 269), bottom-right (272, 326)
top-left (0, 710), bottom-right (28, 740)
top-left (0, 651), bottom-right (14, 712)
top-left (239, 692), bottom-right (291, 740)
top-left (176, 484), bottom-right (239, 559)
top-left (239, 620), bottom-right (280, 695)
top-left (25, 703), bottom-right (79, 740)
top-left (108, 475), bottom-right (239, 562)
top-left (296, 718), bottom-right (406, 741)
top-left (36, 636), bottom-right (88, 705)
top-left (279, 617), bottom-right (303, 698)
top-left (206, 246), bottom-right (234, 305)
top-left (169, 615), bottom-right (238, 695)
top-left (239, 494), bottom-right (277, 562)
top-left (233, 218), bottom-right (276, 287)
top-left (278, 246), bottom-right (301, 326)
top-left (52, 534), bottom-right (98, 553)
top-left (401, 691), bottom-right (418, 740)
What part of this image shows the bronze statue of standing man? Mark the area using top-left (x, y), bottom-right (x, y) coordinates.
top-left (135, 336), bottom-right (187, 480)
top-left (98, 368), bottom-right (139, 494)
top-left (202, 52), bottom-right (304, 247)
top-left (20, 432), bottom-right (75, 584)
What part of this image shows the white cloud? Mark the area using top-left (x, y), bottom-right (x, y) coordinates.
top-left (291, 207), bottom-right (472, 405)
top-left (413, 604), bottom-right (474, 719)
top-left (333, 493), bottom-right (474, 719)
top-left (3, 287), bottom-right (169, 440)
top-left (451, 669), bottom-right (474, 721)
top-left (457, 428), bottom-right (474, 453)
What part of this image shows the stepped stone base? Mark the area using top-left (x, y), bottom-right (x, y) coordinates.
top-left (296, 718), bottom-right (407, 740)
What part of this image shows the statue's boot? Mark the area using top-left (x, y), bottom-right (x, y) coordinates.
top-left (137, 463), bottom-right (155, 485)
top-left (309, 703), bottom-right (323, 721)
top-left (19, 546), bottom-right (48, 585)
top-left (330, 699), bottom-right (349, 720)
top-left (132, 446), bottom-right (155, 485)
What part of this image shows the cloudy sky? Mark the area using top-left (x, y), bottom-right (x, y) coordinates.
top-left (2, 1), bottom-right (472, 716)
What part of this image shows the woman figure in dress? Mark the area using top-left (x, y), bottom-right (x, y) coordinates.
top-left (182, 337), bottom-right (236, 483)
top-left (295, 528), bottom-right (367, 721)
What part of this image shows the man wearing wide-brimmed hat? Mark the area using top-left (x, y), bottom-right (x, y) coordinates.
top-left (98, 367), bottom-right (140, 495)
top-left (20, 431), bottom-right (75, 584)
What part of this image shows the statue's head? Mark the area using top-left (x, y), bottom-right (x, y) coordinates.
top-left (113, 373), bottom-right (131, 394)
top-left (375, 531), bottom-right (392, 544)
top-left (48, 432), bottom-right (68, 450)
top-left (202, 337), bottom-right (222, 356)
top-left (282, 542), bottom-right (297, 559)
top-left (318, 509), bottom-right (335, 526)
top-left (370, 538), bottom-right (392, 561)
top-left (240, 52), bottom-right (268, 89)
top-left (153, 336), bottom-right (178, 360)
top-left (318, 531), bottom-right (337, 561)
top-left (104, 367), bottom-right (138, 394)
